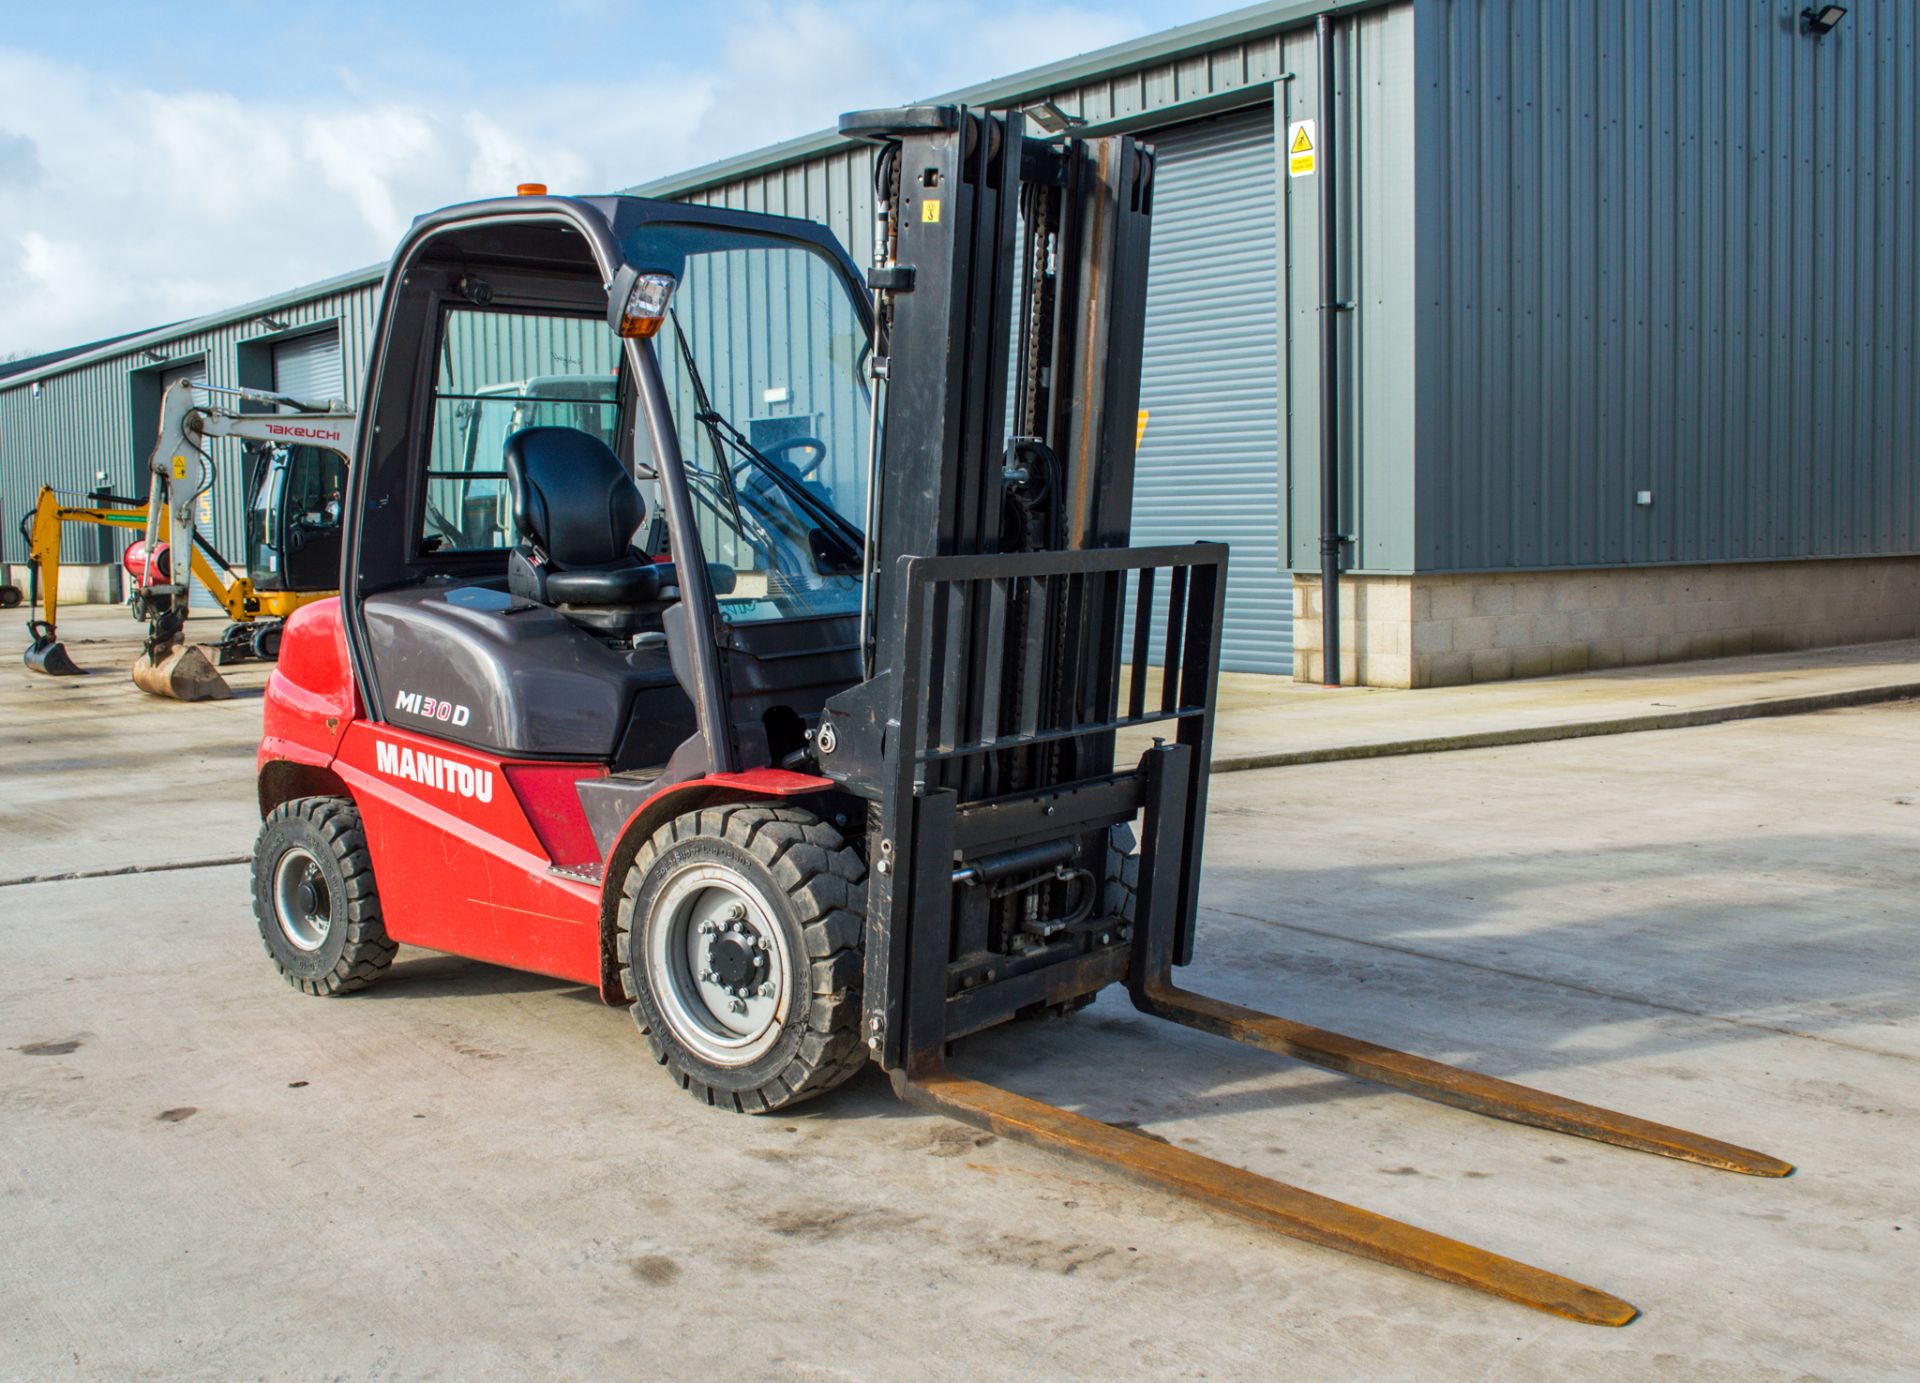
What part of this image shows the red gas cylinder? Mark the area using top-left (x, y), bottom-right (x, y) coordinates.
top-left (123, 538), bottom-right (171, 584)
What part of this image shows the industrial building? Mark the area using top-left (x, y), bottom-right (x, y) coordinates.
top-left (3, 0), bottom-right (1915, 685)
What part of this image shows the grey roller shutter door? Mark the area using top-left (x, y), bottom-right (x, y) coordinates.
top-left (1131, 106), bottom-right (1288, 675)
top-left (271, 329), bottom-right (344, 406)
top-left (159, 360), bottom-right (207, 394)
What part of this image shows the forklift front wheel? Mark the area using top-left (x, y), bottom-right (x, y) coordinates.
top-left (252, 797), bottom-right (397, 996)
top-left (617, 805), bottom-right (866, 1113)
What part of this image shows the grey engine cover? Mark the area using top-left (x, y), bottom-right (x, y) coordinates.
top-left (363, 583), bottom-right (685, 760)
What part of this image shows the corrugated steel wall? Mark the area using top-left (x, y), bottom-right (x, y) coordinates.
top-left (1412, 0), bottom-right (1920, 571)
top-left (26, 0), bottom-right (1907, 609)
top-left (675, 31), bottom-right (1306, 670)
top-left (0, 281), bottom-right (380, 565)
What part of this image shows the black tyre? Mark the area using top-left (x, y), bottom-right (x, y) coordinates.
top-left (1105, 821), bottom-right (1139, 925)
top-left (616, 804), bottom-right (866, 1113)
top-left (0, 585), bottom-right (20, 610)
top-left (252, 797), bottom-right (396, 995)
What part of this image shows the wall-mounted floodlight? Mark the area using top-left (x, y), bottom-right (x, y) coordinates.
top-left (1022, 98), bottom-right (1084, 134)
top-left (251, 314), bottom-right (289, 331)
top-left (1802, 5), bottom-right (1847, 35)
top-left (140, 348), bottom-right (167, 363)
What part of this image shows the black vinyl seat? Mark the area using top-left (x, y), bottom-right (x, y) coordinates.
top-left (505, 426), bottom-right (676, 636)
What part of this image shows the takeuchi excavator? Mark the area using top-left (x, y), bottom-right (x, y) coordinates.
top-left (21, 380), bottom-right (353, 697)
top-left (246, 108), bottom-right (1790, 1324)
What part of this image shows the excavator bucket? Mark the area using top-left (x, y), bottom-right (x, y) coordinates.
top-left (131, 642), bottom-right (232, 701)
top-left (22, 620), bottom-right (85, 677)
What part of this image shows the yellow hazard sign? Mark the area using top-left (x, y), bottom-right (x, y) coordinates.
top-left (1287, 119), bottom-right (1316, 178)
top-left (171, 455), bottom-right (187, 479)
top-left (921, 199), bottom-right (941, 224)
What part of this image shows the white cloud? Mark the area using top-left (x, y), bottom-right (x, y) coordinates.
top-left (0, 2), bottom-right (1167, 354)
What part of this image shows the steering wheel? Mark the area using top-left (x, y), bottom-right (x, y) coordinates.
top-left (733, 434), bottom-right (828, 483)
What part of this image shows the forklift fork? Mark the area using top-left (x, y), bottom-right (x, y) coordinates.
top-left (1130, 984), bottom-right (1791, 1178)
top-left (891, 1064), bottom-right (1639, 1327)
top-left (889, 740), bottom-right (1787, 1322)
top-left (877, 603), bottom-right (1789, 1323)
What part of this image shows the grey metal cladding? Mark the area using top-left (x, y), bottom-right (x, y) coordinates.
top-left (1412, 0), bottom-right (1920, 572)
top-left (1281, 3), bottom-right (1421, 575)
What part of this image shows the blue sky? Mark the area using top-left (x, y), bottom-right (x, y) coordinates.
top-left (0, 0), bottom-right (1241, 356)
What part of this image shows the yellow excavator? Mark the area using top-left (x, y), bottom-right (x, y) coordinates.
top-left (20, 378), bottom-right (357, 698)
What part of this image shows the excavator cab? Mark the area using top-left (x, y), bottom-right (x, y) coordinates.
top-left (251, 125), bottom-right (1790, 1326)
top-left (246, 444), bottom-right (348, 594)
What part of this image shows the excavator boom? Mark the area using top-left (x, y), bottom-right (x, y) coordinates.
top-left (19, 379), bottom-right (356, 695)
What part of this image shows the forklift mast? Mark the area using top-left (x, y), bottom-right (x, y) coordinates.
top-left (796, 108), bottom-right (1787, 1326)
top-left (813, 106), bottom-right (1224, 1074)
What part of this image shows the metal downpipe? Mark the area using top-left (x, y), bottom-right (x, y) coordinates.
top-left (1316, 12), bottom-right (1344, 687)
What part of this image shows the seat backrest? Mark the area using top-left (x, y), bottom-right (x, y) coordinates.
top-left (504, 426), bottom-right (645, 567)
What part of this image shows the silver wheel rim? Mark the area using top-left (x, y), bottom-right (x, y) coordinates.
top-left (645, 862), bottom-right (791, 1067)
top-left (272, 846), bottom-right (333, 953)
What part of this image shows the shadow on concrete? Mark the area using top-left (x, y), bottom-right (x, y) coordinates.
top-left (368, 952), bottom-right (581, 1001)
top-left (936, 826), bottom-right (1919, 1132)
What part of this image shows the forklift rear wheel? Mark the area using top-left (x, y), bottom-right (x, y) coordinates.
top-left (617, 804), bottom-right (866, 1113)
top-left (252, 797), bottom-right (397, 996)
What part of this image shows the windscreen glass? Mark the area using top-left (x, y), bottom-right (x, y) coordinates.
top-left (633, 229), bottom-right (871, 625)
top-left (247, 446), bottom-right (347, 586)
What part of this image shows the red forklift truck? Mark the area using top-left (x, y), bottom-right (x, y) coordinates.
top-left (251, 105), bottom-right (1789, 1325)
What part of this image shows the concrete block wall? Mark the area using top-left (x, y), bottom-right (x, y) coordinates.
top-left (1293, 557), bottom-right (1920, 687)
top-left (2, 562), bottom-right (120, 605)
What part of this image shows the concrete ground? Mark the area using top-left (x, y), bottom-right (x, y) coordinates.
top-left (2, 607), bottom-right (1917, 1379)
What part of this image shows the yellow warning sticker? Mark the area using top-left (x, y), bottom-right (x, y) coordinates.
top-left (921, 199), bottom-right (942, 224)
top-left (171, 455), bottom-right (187, 479)
top-left (1287, 119), bottom-right (1316, 178)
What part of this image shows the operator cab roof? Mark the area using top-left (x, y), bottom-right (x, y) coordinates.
top-left (397, 193), bottom-right (863, 293)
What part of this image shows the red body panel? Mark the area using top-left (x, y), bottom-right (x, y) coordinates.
top-left (332, 723), bottom-right (604, 985)
top-left (501, 762), bottom-right (607, 868)
top-left (260, 598), bottom-right (358, 770)
top-left (254, 597), bottom-right (841, 995)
